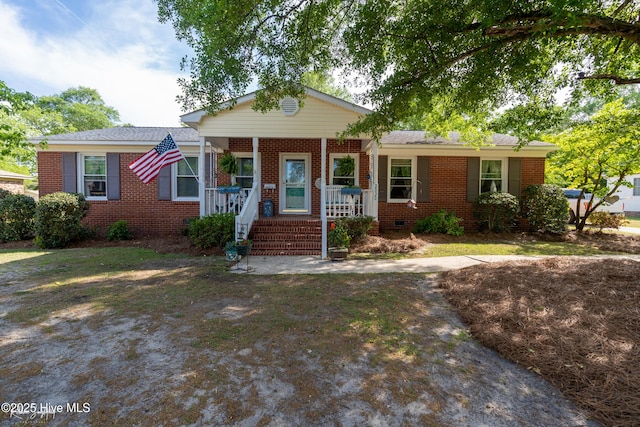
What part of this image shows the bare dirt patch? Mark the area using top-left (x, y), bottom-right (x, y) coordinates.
top-left (440, 258), bottom-right (640, 427)
top-left (1, 253), bottom-right (597, 426)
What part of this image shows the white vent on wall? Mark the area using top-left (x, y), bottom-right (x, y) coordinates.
top-left (279, 97), bottom-right (300, 116)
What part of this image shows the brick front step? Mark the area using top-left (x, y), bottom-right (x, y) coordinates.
top-left (249, 217), bottom-right (322, 255)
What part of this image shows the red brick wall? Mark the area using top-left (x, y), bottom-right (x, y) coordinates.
top-left (377, 156), bottom-right (546, 232)
top-left (38, 152), bottom-right (199, 237)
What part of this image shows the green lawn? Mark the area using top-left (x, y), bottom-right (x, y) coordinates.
top-left (625, 215), bottom-right (640, 228)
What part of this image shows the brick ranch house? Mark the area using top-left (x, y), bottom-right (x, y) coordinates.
top-left (36, 88), bottom-right (555, 256)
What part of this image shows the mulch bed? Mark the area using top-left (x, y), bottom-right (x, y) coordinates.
top-left (440, 257), bottom-right (640, 427)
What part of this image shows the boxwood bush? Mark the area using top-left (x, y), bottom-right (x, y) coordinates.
top-left (0, 192), bottom-right (36, 242)
top-left (107, 220), bottom-right (134, 241)
top-left (188, 212), bottom-right (235, 249)
top-left (521, 184), bottom-right (568, 234)
top-left (473, 192), bottom-right (520, 232)
top-left (35, 192), bottom-right (90, 248)
top-left (414, 209), bottom-right (464, 236)
top-left (335, 216), bottom-right (374, 242)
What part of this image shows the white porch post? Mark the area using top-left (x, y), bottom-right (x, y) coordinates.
top-left (199, 136), bottom-right (206, 217)
top-left (321, 137), bottom-right (327, 259)
top-left (372, 142), bottom-right (379, 220)
top-left (253, 137), bottom-right (260, 199)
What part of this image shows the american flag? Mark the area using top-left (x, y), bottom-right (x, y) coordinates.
top-left (129, 133), bottom-right (185, 184)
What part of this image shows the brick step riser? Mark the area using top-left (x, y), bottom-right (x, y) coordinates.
top-left (250, 250), bottom-right (320, 256)
top-left (251, 242), bottom-right (321, 250)
top-left (251, 235), bottom-right (321, 242)
top-left (249, 219), bottom-right (323, 255)
top-left (250, 226), bottom-right (322, 234)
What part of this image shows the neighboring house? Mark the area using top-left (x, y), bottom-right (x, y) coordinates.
top-left (615, 173), bottom-right (640, 215)
top-left (0, 169), bottom-right (31, 194)
top-left (35, 88), bottom-right (555, 256)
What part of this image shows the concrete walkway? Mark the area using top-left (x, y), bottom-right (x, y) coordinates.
top-left (232, 254), bottom-right (640, 274)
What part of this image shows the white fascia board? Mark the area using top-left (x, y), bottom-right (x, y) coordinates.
top-left (379, 144), bottom-right (557, 158)
top-left (304, 87), bottom-right (372, 116)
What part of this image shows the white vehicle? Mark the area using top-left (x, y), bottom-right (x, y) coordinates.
top-left (563, 189), bottom-right (625, 224)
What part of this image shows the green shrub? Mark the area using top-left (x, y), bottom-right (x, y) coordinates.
top-left (0, 193), bottom-right (36, 242)
top-left (414, 209), bottom-right (464, 236)
top-left (35, 192), bottom-right (90, 248)
top-left (107, 220), bottom-right (134, 241)
top-left (473, 192), bottom-right (520, 232)
top-left (328, 221), bottom-right (351, 248)
top-left (335, 216), bottom-right (374, 242)
top-left (588, 212), bottom-right (628, 232)
top-left (521, 184), bottom-right (568, 234)
top-left (188, 212), bottom-right (235, 249)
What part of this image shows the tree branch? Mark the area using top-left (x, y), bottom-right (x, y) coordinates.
top-left (576, 73), bottom-right (640, 85)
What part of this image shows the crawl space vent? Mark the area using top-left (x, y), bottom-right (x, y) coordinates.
top-left (279, 97), bottom-right (300, 116)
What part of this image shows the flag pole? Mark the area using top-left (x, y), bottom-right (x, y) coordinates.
top-left (169, 133), bottom-right (200, 184)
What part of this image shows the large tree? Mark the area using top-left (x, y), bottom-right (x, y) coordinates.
top-left (0, 82), bottom-right (121, 170)
top-left (36, 86), bottom-right (120, 132)
top-left (156, 0), bottom-right (640, 139)
top-left (546, 99), bottom-right (640, 230)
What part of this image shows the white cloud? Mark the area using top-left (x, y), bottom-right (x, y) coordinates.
top-left (0, 0), bottom-right (190, 127)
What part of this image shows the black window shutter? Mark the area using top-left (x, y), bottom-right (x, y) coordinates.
top-left (416, 156), bottom-right (430, 203)
top-left (106, 153), bottom-right (120, 200)
top-left (508, 158), bottom-right (522, 199)
top-left (467, 158), bottom-right (480, 202)
top-left (157, 165), bottom-right (172, 200)
top-left (378, 155), bottom-right (388, 202)
top-left (62, 153), bottom-right (77, 193)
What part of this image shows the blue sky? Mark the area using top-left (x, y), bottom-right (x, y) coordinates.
top-left (0, 0), bottom-right (191, 126)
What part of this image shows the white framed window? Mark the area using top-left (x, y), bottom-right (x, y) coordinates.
top-left (634, 178), bottom-right (640, 196)
top-left (173, 156), bottom-right (199, 201)
top-left (480, 159), bottom-right (506, 193)
top-left (330, 153), bottom-right (359, 186)
top-left (389, 157), bottom-right (415, 201)
top-left (235, 155), bottom-right (254, 189)
top-left (79, 154), bottom-right (107, 200)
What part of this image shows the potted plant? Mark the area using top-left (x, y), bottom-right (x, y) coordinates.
top-left (235, 238), bottom-right (252, 256)
top-left (219, 153), bottom-right (240, 193)
top-left (224, 241), bottom-right (238, 261)
top-left (327, 221), bottom-right (350, 261)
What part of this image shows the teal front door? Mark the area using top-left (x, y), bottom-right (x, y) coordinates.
top-left (281, 154), bottom-right (310, 214)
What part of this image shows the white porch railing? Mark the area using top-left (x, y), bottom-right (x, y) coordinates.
top-left (235, 185), bottom-right (259, 241)
top-left (325, 185), bottom-right (375, 218)
top-left (204, 188), bottom-right (250, 215)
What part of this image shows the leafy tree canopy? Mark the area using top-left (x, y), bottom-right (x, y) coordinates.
top-left (36, 86), bottom-right (120, 132)
top-left (545, 99), bottom-right (640, 230)
top-left (157, 0), bottom-right (640, 140)
top-left (0, 81), bottom-right (121, 170)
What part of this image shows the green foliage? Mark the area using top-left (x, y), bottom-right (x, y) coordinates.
top-left (521, 184), bottom-right (568, 234)
top-left (589, 212), bottom-right (629, 232)
top-left (219, 153), bottom-right (238, 176)
top-left (473, 192), bottom-right (520, 233)
top-left (156, 0), bottom-right (640, 141)
top-left (335, 155), bottom-right (355, 178)
top-left (546, 100), bottom-right (640, 231)
top-left (34, 192), bottom-right (90, 248)
top-left (328, 221), bottom-right (351, 249)
top-left (107, 220), bottom-right (134, 241)
top-left (414, 210), bottom-right (464, 236)
top-left (188, 213), bottom-right (235, 249)
top-left (335, 216), bottom-right (374, 242)
top-left (1, 80), bottom-right (120, 162)
top-left (35, 86), bottom-right (120, 132)
top-left (0, 192), bottom-right (36, 242)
